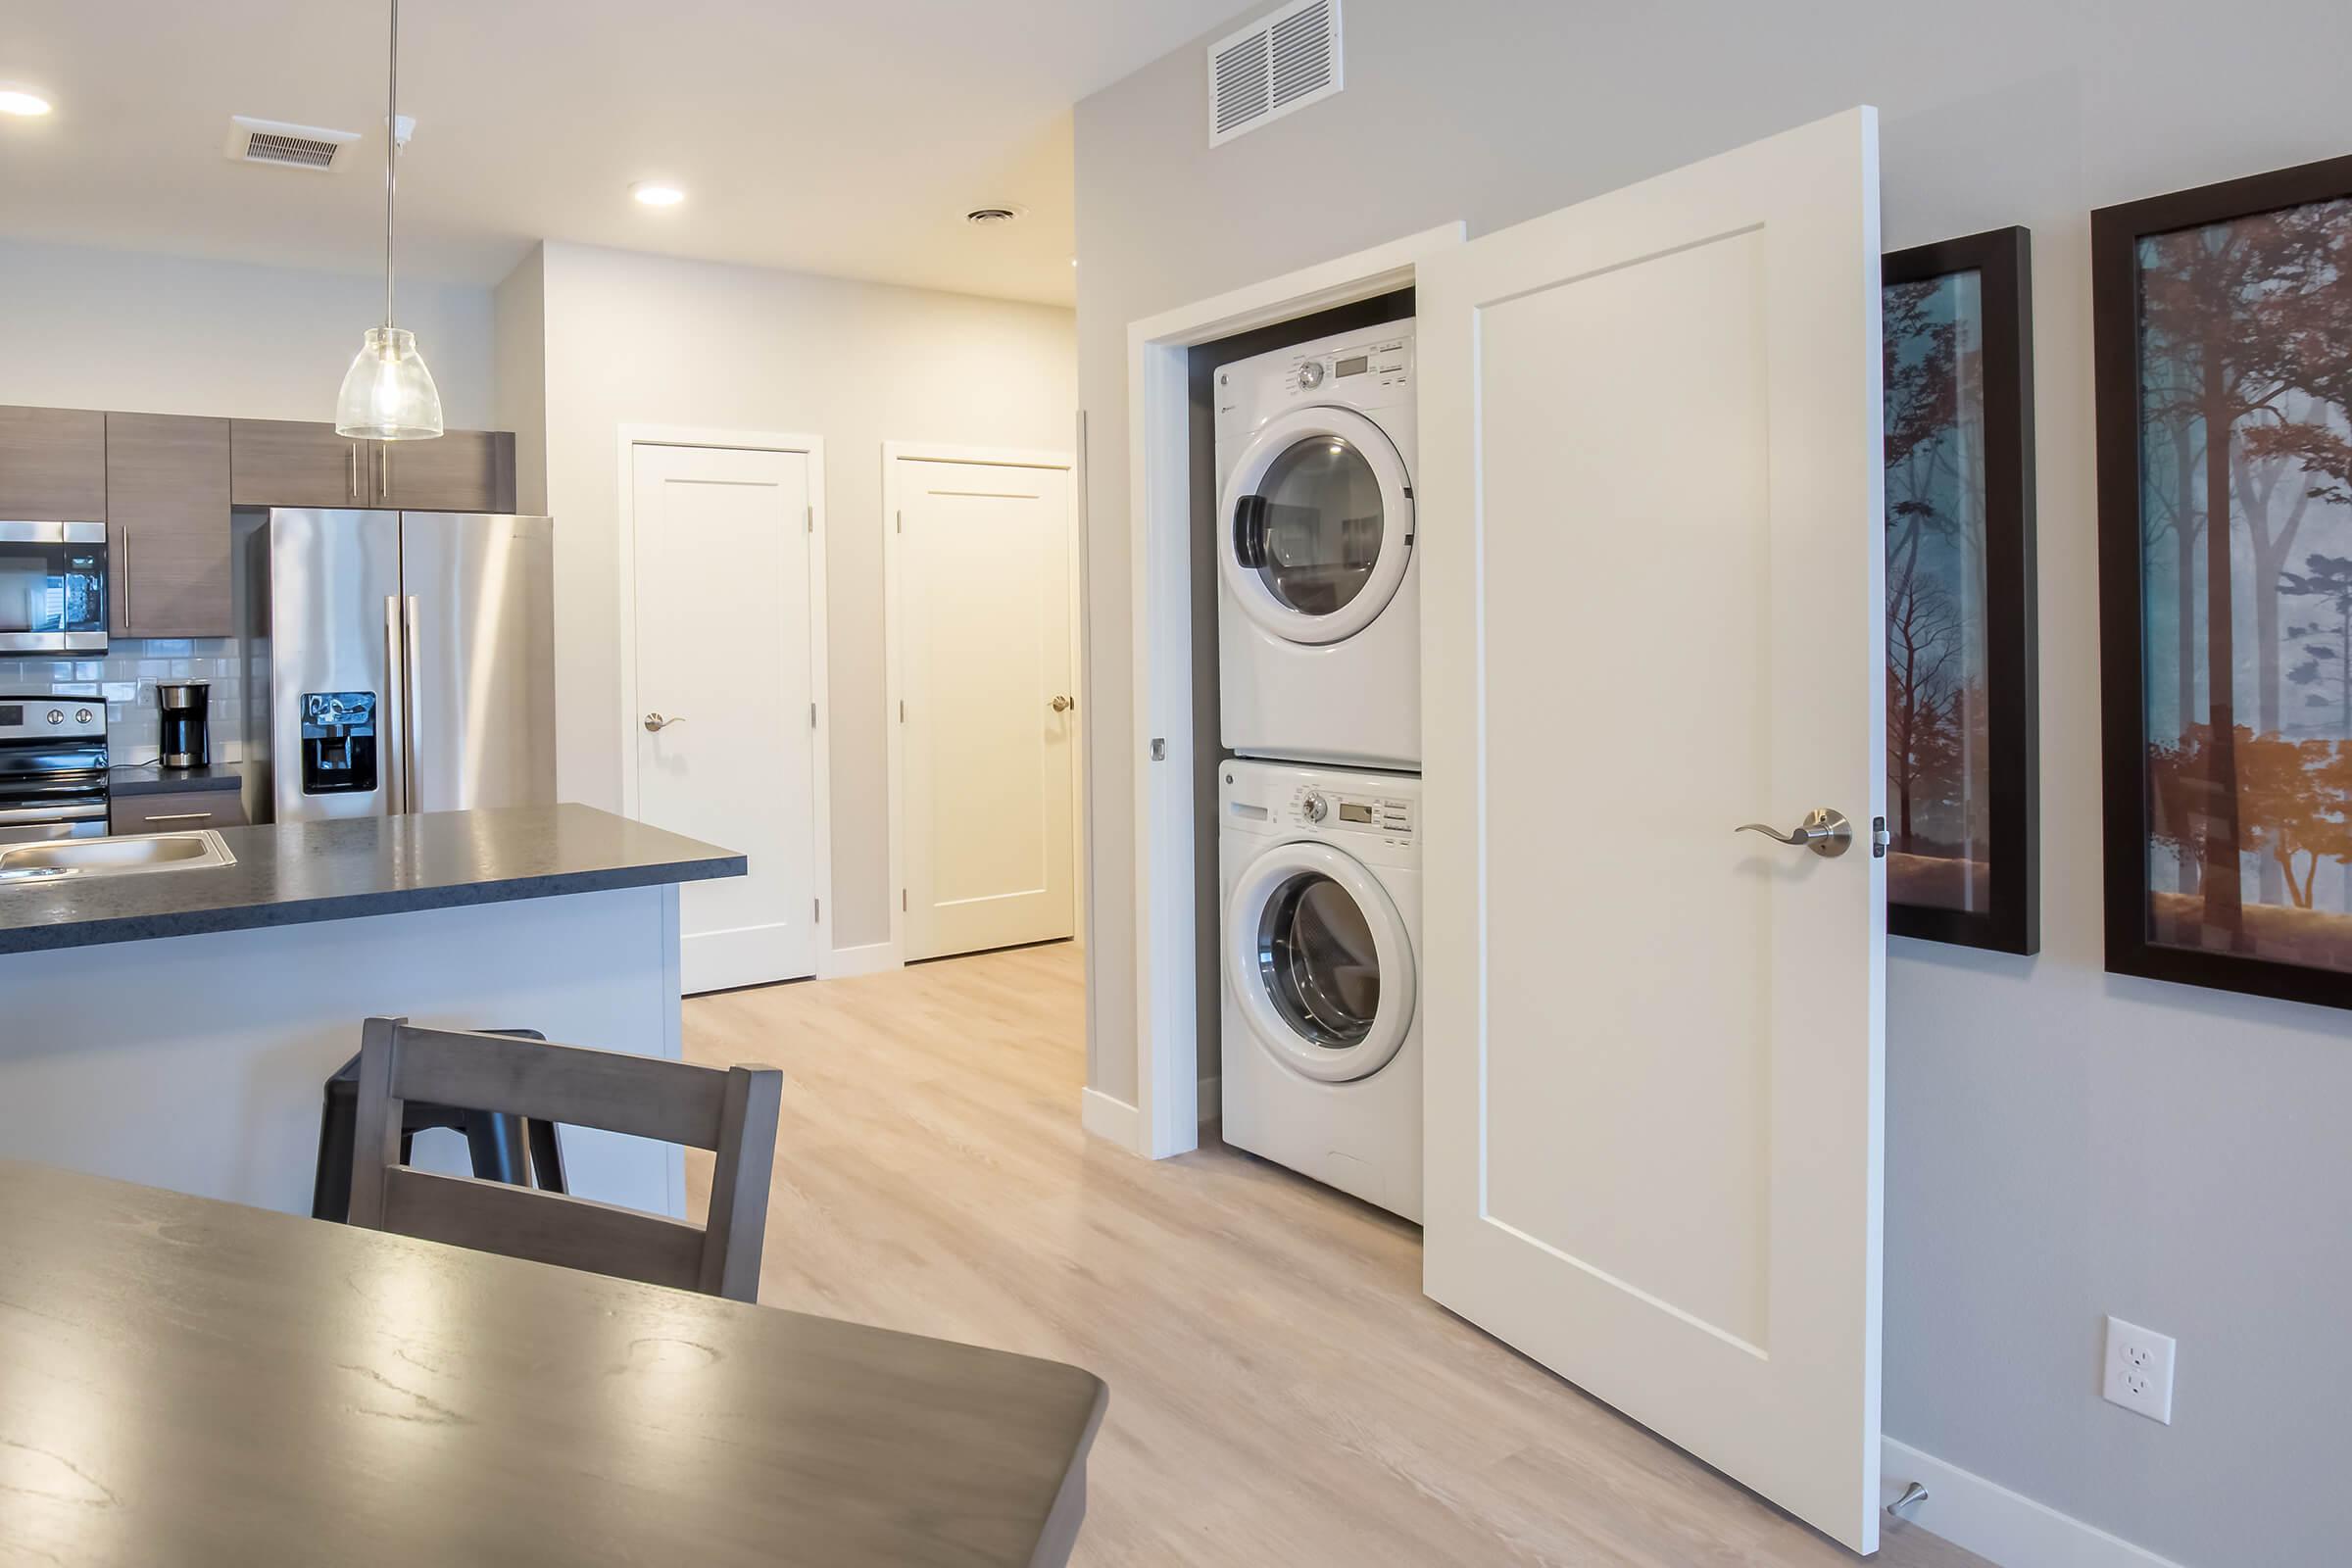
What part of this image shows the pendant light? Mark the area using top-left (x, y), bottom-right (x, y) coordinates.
top-left (335, 0), bottom-right (442, 440)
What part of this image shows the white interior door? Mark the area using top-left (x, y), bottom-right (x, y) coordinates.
top-left (894, 456), bottom-right (1076, 961)
top-left (1418, 108), bottom-right (1887, 1551)
top-left (632, 443), bottom-right (819, 993)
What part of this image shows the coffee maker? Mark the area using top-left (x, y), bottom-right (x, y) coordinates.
top-left (158, 681), bottom-right (210, 769)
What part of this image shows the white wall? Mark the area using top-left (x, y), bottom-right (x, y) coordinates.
top-left (0, 236), bottom-right (495, 425)
top-left (1074, 4), bottom-right (2352, 1565)
top-left (518, 242), bottom-right (1077, 951)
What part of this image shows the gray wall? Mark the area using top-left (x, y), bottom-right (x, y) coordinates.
top-left (1073, 3), bottom-right (2352, 1562)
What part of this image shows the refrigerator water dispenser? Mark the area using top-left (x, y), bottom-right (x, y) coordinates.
top-left (300, 692), bottom-right (378, 796)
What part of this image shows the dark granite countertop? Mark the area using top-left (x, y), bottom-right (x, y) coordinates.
top-left (0, 805), bottom-right (744, 956)
top-left (109, 762), bottom-right (252, 798)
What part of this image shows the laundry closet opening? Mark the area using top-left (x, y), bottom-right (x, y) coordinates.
top-left (1185, 288), bottom-right (1416, 1194)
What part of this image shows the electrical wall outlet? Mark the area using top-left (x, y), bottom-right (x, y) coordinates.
top-left (2102, 1315), bottom-right (2177, 1425)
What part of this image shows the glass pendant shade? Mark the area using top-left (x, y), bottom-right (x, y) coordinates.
top-left (335, 326), bottom-right (443, 440)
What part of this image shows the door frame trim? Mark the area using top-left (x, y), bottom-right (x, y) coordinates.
top-left (882, 440), bottom-right (1081, 968)
top-left (614, 424), bottom-right (838, 979)
top-left (1116, 223), bottom-right (1464, 1158)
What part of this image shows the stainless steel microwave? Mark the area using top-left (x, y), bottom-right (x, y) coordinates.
top-left (0, 521), bottom-right (108, 654)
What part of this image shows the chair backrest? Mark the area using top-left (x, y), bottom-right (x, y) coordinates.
top-left (348, 1016), bottom-right (782, 1302)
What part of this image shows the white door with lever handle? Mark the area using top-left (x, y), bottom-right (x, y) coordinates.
top-left (888, 449), bottom-right (1077, 961)
top-left (1418, 109), bottom-right (1889, 1551)
top-left (630, 441), bottom-right (820, 993)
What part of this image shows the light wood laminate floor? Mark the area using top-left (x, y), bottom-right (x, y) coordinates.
top-left (684, 943), bottom-right (1985, 1568)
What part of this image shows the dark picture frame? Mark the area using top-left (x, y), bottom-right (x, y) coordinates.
top-left (1883, 227), bottom-right (2040, 955)
top-left (2095, 154), bottom-right (2352, 1007)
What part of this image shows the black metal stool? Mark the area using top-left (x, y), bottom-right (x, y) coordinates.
top-left (312, 1028), bottom-right (567, 1223)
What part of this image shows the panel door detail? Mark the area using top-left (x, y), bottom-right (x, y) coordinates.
top-left (896, 457), bottom-right (1076, 961)
top-left (1418, 107), bottom-right (1888, 1552)
top-left (631, 444), bottom-right (820, 993)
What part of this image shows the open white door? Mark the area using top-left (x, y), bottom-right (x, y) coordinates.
top-left (1419, 108), bottom-right (1886, 1551)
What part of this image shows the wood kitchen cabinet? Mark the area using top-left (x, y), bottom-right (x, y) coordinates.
top-left (230, 420), bottom-right (516, 513)
top-left (229, 419), bottom-right (374, 508)
top-left (106, 413), bottom-right (232, 638)
top-left (378, 428), bottom-right (516, 512)
top-left (0, 406), bottom-right (108, 521)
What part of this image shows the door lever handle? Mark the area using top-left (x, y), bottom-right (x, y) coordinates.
top-left (1736, 808), bottom-right (1852, 858)
top-left (643, 712), bottom-right (683, 733)
top-left (1050, 695), bottom-right (1075, 713)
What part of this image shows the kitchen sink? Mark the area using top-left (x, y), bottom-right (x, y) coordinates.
top-left (0, 830), bottom-right (237, 883)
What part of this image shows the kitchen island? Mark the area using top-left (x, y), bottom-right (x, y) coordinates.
top-left (0, 805), bottom-right (743, 1217)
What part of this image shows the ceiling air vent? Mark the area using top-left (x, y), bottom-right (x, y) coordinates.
top-left (222, 116), bottom-right (363, 173)
top-left (1208, 0), bottom-right (1342, 148)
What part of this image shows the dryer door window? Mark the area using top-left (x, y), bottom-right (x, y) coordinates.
top-left (1221, 405), bottom-right (1414, 647)
top-left (1257, 870), bottom-right (1382, 1048)
top-left (1245, 438), bottom-right (1385, 618)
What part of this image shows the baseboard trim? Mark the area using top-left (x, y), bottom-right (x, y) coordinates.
top-left (1883, 1438), bottom-right (2188, 1568)
top-left (1197, 1074), bottom-right (1221, 1124)
top-left (819, 941), bottom-right (902, 980)
top-left (1080, 1089), bottom-right (1140, 1152)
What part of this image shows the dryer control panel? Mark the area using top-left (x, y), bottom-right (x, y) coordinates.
top-left (1289, 332), bottom-right (1412, 395)
top-left (1213, 318), bottom-right (1416, 437)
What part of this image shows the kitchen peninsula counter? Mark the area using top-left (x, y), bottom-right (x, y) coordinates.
top-left (0, 805), bottom-right (740, 1220)
top-left (0, 804), bottom-right (743, 955)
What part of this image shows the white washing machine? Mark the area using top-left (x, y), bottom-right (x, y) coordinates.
top-left (1220, 759), bottom-right (1421, 1222)
top-left (1215, 319), bottom-right (1418, 769)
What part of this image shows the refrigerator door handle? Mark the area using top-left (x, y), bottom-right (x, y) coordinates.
top-left (382, 595), bottom-right (408, 815)
top-left (402, 595), bottom-right (422, 813)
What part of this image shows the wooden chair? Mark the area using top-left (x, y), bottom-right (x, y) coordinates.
top-left (348, 1016), bottom-right (782, 1302)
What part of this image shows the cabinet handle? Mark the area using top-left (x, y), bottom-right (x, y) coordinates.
top-left (378, 443), bottom-right (389, 501)
top-left (120, 527), bottom-right (132, 631)
top-left (143, 811), bottom-right (215, 823)
top-left (349, 441), bottom-right (360, 500)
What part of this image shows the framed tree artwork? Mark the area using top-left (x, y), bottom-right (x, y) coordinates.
top-left (1883, 227), bottom-right (2040, 954)
top-left (2096, 154), bottom-right (2352, 1006)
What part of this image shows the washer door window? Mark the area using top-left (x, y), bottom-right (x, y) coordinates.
top-left (1227, 840), bottom-right (1416, 1083)
top-left (1221, 406), bottom-right (1413, 646)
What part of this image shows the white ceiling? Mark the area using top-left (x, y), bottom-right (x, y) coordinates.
top-left (0, 0), bottom-right (1240, 307)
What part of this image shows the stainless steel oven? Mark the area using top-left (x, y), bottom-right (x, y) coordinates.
top-left (0, 698), bottom-right (109, 845)
top-left (0, 521), bottom-right (109, 654)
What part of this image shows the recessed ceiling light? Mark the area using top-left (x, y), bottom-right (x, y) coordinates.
top-left (0, 86), bottom-right (53, 118)
top-left (631, 181), bottom-right (686, 207)
top-left (965, 204), bottom-right (1027, 226)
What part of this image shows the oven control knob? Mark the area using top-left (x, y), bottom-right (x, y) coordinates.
top-left (1300, 792), bottom-right (1329, 823)
top-left (44, 709), bottom-right (64, 726)
top-left (74, 709), bottom-right (94, 725)
top-left (1298, 360), bottom-right (1325, 390)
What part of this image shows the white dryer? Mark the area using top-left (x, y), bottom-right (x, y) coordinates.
top-left (1215, 319), bottom-right (1418, 769)
top-left (1220, 759), bottom-right (1421, 1222)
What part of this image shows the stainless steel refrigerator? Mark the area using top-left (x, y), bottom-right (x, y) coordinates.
top-left (238, 509), bottom-right (555, 822)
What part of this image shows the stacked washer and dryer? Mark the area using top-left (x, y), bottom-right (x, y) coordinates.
top-left (1214, 320), bottom-right (1424, 1222)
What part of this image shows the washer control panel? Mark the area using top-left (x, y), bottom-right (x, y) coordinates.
top-left (1285, 780), bottom-right (1412, 840)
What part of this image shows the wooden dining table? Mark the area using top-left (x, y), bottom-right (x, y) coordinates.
top-left (0, 1158), bottom-right (1106, 1565)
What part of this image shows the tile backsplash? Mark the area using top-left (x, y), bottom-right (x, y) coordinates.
top-left (0, 638), bottom-right (250, 764)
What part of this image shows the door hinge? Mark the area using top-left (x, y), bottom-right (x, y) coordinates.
top-left (809, 702), bottom-right (817, 729)
top-left (813, 897), bottom-right (821, 922)
top-left (807, 504), bottom-right (813, 533)
top-left (899, 699), bottom-right (906, 722)
top-left (902, 888), bottom-right (908, 912)
top-left (1150, 737), bottom-right (1166, 761)
top-left (895, 509), bottom-right (903, 533)
top-left (1872, 815), bottom-right (1890, 858)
